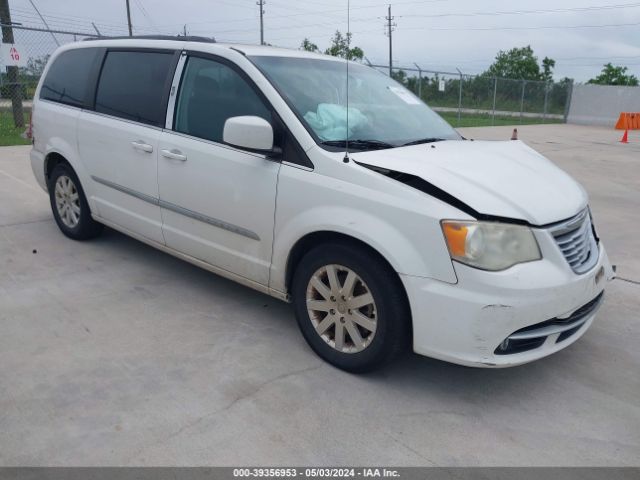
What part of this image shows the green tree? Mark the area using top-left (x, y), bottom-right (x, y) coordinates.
top-left (542, 57), bottom-right (555, 82)
top-left (485, 46), bottom-right (554, 81)
top-left (18, 55), bottom-right (50, 77)
top-left (391, 69), bottom-right (407, 85)
top-left (324, 31), bottom-right (364, 61)
top-left (300, 38), bottom-right (318, 53)
top-left (588, 63), bottom-right (639, 86)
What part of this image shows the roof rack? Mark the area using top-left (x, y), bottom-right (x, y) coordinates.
top-left (84, 35), bottom-right (216, 43)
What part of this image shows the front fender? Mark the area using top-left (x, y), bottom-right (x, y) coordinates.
top-left (269, 165), bottom-right (460, 294)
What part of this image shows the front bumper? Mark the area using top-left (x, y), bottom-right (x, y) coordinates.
top-left (402, 241), bottom-right (614, 367)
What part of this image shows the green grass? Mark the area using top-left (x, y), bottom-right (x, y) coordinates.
top-left (439, 111), bottom-right (563, 128)
top-left (0, 111), bottom-right (31, 146)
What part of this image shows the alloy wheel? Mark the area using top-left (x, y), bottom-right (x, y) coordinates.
top-left (306, 264), bottom-right (378, 353)
top-left (54, 175), bottom-right (81, 228)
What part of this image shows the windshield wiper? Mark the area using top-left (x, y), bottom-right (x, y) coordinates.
top-left (401, 137), bottom-right (445, 147)
top-left (320, 139), bottom-right (395, 151)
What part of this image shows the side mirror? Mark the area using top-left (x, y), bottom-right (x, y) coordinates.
top-left (223, 116), bottom-right (274, 153)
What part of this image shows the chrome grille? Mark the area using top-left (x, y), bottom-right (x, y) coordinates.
top-left (549, 209), bottom-right (599, 274)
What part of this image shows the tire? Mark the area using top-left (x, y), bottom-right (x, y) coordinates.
top-left (292, 242), bottom-right (411, 373)
top-left (48, 163), bottom-right (103, 240)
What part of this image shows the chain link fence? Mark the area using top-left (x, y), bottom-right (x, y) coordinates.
top-left (371, 64), bottom-right (573, 126)
top-left (0, 24), bottom-right (98, 129)
top-left (0, 23), bottom-right (573, 131)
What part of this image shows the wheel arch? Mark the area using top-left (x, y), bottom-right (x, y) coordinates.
top-left (44, 151), bottom-right (71, 182)
top-left (284, 230), bottom-right (414, 349)
top-left (285, 230), bottom-right (404, 298)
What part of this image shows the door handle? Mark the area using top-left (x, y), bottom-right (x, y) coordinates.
top-left (161, 149), bottom-right (187, 162)
top-left (131, 140), bottom-right (153, 153)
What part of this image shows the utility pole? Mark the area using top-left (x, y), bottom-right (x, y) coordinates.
top-left (0, 0), bottom-right (24, 128)
top-left (257, 0), bottom-right (265, 45)
top-left (384, 5), bottom-right (395, 77)
top-left (125, 0), bottom-right (132, 36)
top-left (183, 24), bottom-right (187, 36)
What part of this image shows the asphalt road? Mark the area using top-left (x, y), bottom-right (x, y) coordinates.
top-left (0, 124), bottom-right (638, 466)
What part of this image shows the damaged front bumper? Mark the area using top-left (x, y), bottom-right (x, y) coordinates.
top-left (401, 242), bottom-right (614, 367)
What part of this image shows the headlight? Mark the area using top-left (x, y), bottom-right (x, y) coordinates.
top-left (441, 220), bottom-right (541, 271)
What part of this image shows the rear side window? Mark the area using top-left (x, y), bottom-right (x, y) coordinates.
top-left (40, 48), bottom-right (99, 108)
top-left (95, 50), bottom-right (175, 127)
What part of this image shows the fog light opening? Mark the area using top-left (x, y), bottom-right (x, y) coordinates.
top-left (498, 339), bottom-right (510, 351)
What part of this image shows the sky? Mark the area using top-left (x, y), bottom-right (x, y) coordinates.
top-left (6, 0), bottom-right (640, 81)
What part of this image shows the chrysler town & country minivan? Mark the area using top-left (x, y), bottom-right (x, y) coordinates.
top-left (30, 37), bottom-right (614, 372)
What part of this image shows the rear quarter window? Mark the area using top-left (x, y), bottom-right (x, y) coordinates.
top-left (95, 50), bottom-right (175, 127)
top-left (40, 48), bottom-right (100, 108)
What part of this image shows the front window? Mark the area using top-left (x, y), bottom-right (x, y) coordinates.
top-left (249, 55), bottom-right (460, 151)
top-left (174, 56), bottom-right (271, 143)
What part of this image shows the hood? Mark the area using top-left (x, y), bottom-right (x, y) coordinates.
top-left (353, 140), bottom-right (587, 225)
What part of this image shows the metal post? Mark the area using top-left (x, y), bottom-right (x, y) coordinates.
top-left (492, 76), bottom-right (497, 126)
top-left (0, 0), bottom-right (24, 128)
top-left (386, 5), bottom-right (394, 77)
top-left (92, 22), bottom-right (102, 36)
top-left (564, 79), bottom-right (574, 123)
top-left (414, 63), bottom-right (422, 99)
top-left (257, 0), bottom-right (265, 45)
top-left (125, 0), bottom-right (133, 36)
top-left (456, 68), bottom-right (463, 127)
top-left (519, 79), bottom-right (526, 124)
top-left (542, 81), bottom-right (549, 123)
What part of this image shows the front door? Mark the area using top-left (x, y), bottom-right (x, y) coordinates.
top-left (157, 54), bottom-right (280, 286)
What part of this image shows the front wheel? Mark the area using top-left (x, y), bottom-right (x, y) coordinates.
top-left (48, 163), bottom-right (103, 240)
top-left (292, 243), bottom-right (410, 373)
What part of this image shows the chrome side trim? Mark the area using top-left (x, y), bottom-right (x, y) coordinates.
top-left (161, 200), bottom-right (260, 240)
top-left (91, 175), bottom-right (260, 241)
top-left (91, 175), bottom-right (160, 205)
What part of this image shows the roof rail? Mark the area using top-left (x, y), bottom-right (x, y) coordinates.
top-left (84, 35), bottom-right (216, 43)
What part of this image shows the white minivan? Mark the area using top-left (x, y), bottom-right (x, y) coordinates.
top-left (30, 37), bottom-right (614, 372)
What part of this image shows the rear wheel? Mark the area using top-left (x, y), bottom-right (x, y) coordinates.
top-left (48, 163), bottom-right (103, 240)
top-left (292, 243), bottom-right (410, 373)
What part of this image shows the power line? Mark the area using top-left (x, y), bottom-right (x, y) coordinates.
top-left (403, 2), bottom-right (640, 19)
top-left (133, 0), bottom-right (160, 34)
top-left (401, 21), bottom-right (640, 32)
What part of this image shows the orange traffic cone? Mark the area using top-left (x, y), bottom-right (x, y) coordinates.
top-left (511, 128), bottom-right (518, 140)
top-left (620, 113), bottom-right (629, 143)
top-left (620, 128), bottom-right (629, 143)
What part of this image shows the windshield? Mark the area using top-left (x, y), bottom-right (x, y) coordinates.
top-left (249, 55), bottom-right (461, 150)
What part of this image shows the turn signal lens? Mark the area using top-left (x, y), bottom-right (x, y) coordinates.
top-left (442, 222), bottom-right (468, 257)
top-left (441, 220), bottom-right (541, 271)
